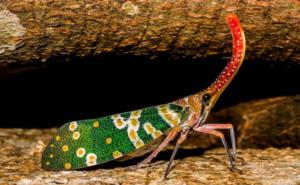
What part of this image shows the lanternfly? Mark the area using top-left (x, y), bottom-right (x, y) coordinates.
top-left (42, 14), bottom-right (246, 179)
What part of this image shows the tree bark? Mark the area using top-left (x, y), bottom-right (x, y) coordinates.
top-left (213, 95), bottom-right (300, 149)
top-left (0, 0), bottom-right (299, 67)
top-left (1, 128), bottom-right (300, 184)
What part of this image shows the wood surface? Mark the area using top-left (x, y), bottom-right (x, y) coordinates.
top-left (0, 0), bottom-right (299, 67)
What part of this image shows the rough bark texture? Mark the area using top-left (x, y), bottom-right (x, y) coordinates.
top-left (213, 95), bottom-right (300, 149)
top-left (184, 95), bottom-right (300, 150)
top-left (1, 128), bottom-right (300, 185)
top-left (1, 96), bottom-right (300, 184)
top-left (0, 0), bottom-right (299, 67)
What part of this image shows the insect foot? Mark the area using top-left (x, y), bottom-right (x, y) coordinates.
top-left (233, 155), bottom-right (246, 166)
top-left (229, 165), bottom-right (243, 174)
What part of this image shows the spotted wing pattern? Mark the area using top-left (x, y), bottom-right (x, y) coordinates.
top-left (42, 103), bottom-right (188, 170)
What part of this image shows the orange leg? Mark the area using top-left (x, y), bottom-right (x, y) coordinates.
top-left (202, 123), bottom-right (236, 158)
top-left (140, 112), bottom-right (198, 165)
top-left (139, 126), bottom-right (181, 164)
top-left (193, 126), bottom-right (236, 170)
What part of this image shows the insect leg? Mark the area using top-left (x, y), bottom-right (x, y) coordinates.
top-left (202, 123), bottom-right (236, 158)
top-left (193, 126), bottom-right (239, 171)
top-left (201, 124), bottom-right (245, 164)
top-left (164, 127), bottom-right (190, 179)
top-left (139, 126), bottom-right (181, 165)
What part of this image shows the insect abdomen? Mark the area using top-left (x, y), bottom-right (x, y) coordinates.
top-left (42, 103), bottom-right (188, 170)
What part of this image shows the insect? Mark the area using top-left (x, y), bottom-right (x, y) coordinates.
top-left (42, 14), bottom-right (246, 178)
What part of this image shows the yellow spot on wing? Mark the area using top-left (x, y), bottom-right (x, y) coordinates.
top-left (86, 153), bottom-right (97, 166)
top-left (88, 155), bottom-right (95, 161)
top-left (144, 123), bottom-right (154, 134)
top-left (113, 116), bottom-right (127, 129)
top-left (144, 122), bottom-right (163, 139)
top-left (152, 131), bottom-right (163, 139)
top-left (46, 161), bottom-right (50, 165)
top-left (111, 110), bottom-right (144, 148)
top-left (147, 126), bottom-right (154, 133)
top-left (160, 107), bottom-right (168, 113)
top-left (64, 163), bottom-right (72, 169)
top-left (62, 145), bottom-right (69, 152)
top-left (165, 114), bottom-right (173, 121)
top-left (87, 161), bottom-right (97, 166)
top-left (158, 105), bottom-right (181, 127)
top-left (129, 129), bottom-right (137, 140)
top-left (171, 119), bottom-right (179, 126)
top-left (76, 148), bottom-right (86, 158)
top-left (55, 135), bottom-right (61, 141)
top-left (131, 110), bottom-right (141, 117)
top-left (69, 121), bottom-right (78, 132)
top-left (112, 151), bottom-right (123, 159)
top-left (135, 140), bottom-right (144, 149)
top-left (105, 137), bottom-right (112, 144)
top-left (130, 119), bottom-right (138, 127)
top-left (111, 114), bottom-right (119, 119)
top-left (116, 118), bottom-right (124, 126)
top-left (49, 154), bottom-right (54, 158)
top-left (93, 121), bottom-right (100, 128)
top-left (73, 131), bottom-right (80, 140)
top-left (50, 144), bottom-right (54, 147)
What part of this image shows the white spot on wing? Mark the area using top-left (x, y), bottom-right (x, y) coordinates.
top-left (86, 153), bottom-right (97, 166)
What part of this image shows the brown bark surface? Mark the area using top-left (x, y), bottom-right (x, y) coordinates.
top-left (0, 0), bottom-right (299, 67)
top-left (1, 128), bottom-right (300, 185)
top-left (213, 95), bottom-right (300, 148)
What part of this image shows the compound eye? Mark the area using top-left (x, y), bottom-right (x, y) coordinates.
top-left (202, 93), bottom-right (211, 105)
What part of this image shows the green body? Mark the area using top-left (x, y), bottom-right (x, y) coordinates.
top-left (42, 103), bottom-right (188, 170)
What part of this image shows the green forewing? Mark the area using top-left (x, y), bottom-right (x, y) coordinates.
top-left (42, 103), bottom-right (188, 170)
